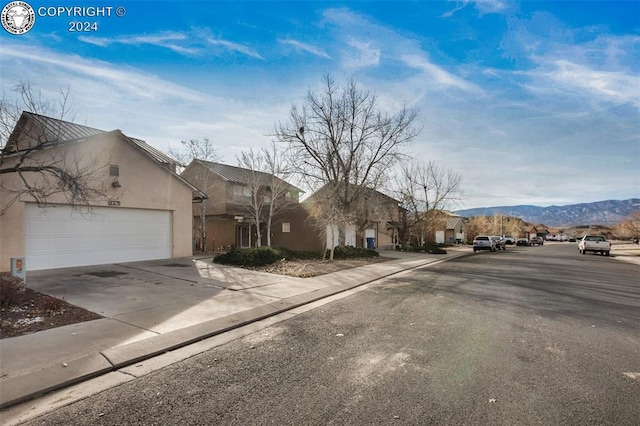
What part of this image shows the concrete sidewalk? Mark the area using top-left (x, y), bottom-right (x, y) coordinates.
top-left (0, 248), bottom-right (471, 410)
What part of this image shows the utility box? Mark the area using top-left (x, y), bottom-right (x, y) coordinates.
top-left (11, 257), bottom-right (26, 282)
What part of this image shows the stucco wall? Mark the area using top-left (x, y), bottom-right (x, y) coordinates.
top-left (0, 132), bottom-right (194, 272)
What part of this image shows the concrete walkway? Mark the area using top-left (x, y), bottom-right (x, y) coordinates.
top-left (0, 248), bottom-right (471, 410)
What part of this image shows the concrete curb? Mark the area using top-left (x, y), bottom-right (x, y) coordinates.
top-left (0, 251), bottom-right (471, 409)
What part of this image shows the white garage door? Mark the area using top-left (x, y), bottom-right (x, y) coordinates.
top-left (26, 204), bottom-right (172, 270)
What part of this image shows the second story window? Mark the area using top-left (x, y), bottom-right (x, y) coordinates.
top-left (109, 165), bottom-right (119, 177)
top-left (233, 185), bottom-right (251, 202)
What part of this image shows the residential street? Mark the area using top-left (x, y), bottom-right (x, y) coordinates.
top-left (21, 244), bottom-right (640, 425)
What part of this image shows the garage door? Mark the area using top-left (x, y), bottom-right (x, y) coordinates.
top-left (26, 204), bottom-right (172, 270)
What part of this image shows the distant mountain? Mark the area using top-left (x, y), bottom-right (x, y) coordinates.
top-left (455, 199), bottom-right (640, 227)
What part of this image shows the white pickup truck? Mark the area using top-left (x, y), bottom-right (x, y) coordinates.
top-left (578, 235), bottom-right (611, 256)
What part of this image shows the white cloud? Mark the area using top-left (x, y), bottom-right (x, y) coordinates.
top-left (533, 59), bottom-right (640, 109)
top-left (442, 0), bottom-right (508, 18)
top-left (206, 38), bottom-right (264, 59)
top-left (402, 54), bottom-right (481, 93)
top-left (79, 30), bottom-right (265, 59)
top-left (342, 38), bottom-right (380, 69)
top-left (1, 43), bottom-right (205, 103)
top-left (79, 31), bottom-right (201, 55)
top-left (278, 39), bottom-right (331, 59)
top-left (0, 42), bottom-right (286, 161)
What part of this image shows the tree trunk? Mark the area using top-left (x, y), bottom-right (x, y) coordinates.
top-left (200, 203), bottom-right (206, 251)
top-left (266, 217), bottom-right (272, 246)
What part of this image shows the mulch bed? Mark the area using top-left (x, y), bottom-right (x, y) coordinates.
top-left (0, 276), bottom-right (102, 339)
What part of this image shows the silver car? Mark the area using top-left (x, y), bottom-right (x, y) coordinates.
top-left (491, 236), bottom-right (506, 250)
top-left (473, 235), bottom-right (496, 252)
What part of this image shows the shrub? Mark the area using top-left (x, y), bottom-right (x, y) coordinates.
top-left (406, 243), bottom-right (448, 254)
top-left (214, 247), bottom-right (285, 267)
top-left (42, 296), bottom-right (66, 313)
top-left (269, 247), bottom-right (322, 261)
top-left (213, 245), bottom-right (379, 267)
top-left (0, 274), bottom-right (25, 308)
top-left (328, 246), bottom-right (380, 259)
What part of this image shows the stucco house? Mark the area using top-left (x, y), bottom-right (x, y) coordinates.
top-left (305, 185), bottom-right (401, 250)
top-left (434, 211), bottom-right (467, 244)
top-left (0, 112), bottom-right (206, 272)
top-left (180, 160), bottom-right (322, 252)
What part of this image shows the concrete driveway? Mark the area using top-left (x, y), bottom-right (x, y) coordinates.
top-left (25, 257), bottom-right (314, 335)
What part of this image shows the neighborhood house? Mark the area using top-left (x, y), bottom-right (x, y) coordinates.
top-left (0, 112), bottom-right (206, 272)
top-left (180, 160), bottom-right (323, 252)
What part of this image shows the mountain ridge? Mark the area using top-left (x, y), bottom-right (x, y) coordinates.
top-left (455, 198), bottom-right (639, 227)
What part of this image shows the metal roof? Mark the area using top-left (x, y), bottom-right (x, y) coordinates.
top-left (197, 160), bottom-right (303, 193)
top-left (4, 112), bottom-right (180, 166)
top-left (4, 111), bottom-right (104, 151)
top-left (2, 112), bottom-right (205, 199)
top-left (128, 137), bottom-right (180, 165)
top-left (446, 216), bottom-right (464, 230)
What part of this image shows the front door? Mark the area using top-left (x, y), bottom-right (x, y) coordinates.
top-left (236, 224), bottom-right (251, 248)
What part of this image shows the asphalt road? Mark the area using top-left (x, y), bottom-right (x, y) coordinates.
top-left (23, 244), bottom-right (640, 425)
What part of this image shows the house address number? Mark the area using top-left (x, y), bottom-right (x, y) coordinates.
top-left (108, 200), bottom-right (121, 206)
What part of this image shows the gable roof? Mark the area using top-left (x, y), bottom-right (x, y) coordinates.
top-left (4, 112), bottom-right (180, 167)
top-left (446, 216), bottom-right (465, 230)
top-left (193, 160), bottom-right (303, 193)
top-left (306, 182), bottom-right (401, 205)
top-left (3, 111), bottom-right (205, 200)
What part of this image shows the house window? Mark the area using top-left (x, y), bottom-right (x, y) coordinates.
top-left (109, 165), bottom-right (119, 177)
top-left (233, 185), bottom-right (251, 197)
top-left (282, 222), bottom-right (290, 233)
top-left (285, 191), bottom-right (292, 200)
top-left (233, 185), bottom-right (252, 202)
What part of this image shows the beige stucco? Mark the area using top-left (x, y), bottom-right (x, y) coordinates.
top-left (0, 131), bottom-right (195, 272)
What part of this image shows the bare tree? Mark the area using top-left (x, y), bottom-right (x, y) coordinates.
top-left (273, 74), bottom-right (420, 258)
top-left (169, 138), bottom-right (219, 251)
top-left (465, 216), bottom-right (491, 242)
top-left (261, 142), bottom-right (295, 246)
top-left (168, 138), bottom-right (219, 166)
top-left (237, 142), bottom-right (294, 247)
top-left (237, 148), bottom-right (267, 247)
top-left (615, 210), bottom-right (640, 240)
top-left (394, 159), bottom-right (463, 246)
top-left (1, 82), bottom-right (108, 215)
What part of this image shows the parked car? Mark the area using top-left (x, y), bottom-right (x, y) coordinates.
top-left (501, 236), bottom-right (516, 245)
top-left (578, 235), bottom-right (611, 256)
top-left (530, 237), bottom-right (544, 246)
top-left (491, 236), bottom-right (506, 250)
top-left (516, 238), bottom-right (530, 246)
top-left (473, 235), bottom-right (496, 252)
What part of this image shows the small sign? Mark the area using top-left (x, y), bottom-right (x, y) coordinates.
top-left (108, 200), bottom-right (121, 206)
top-left (11, 257), bottom-right (26, 282)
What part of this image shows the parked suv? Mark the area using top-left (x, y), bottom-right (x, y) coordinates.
top-left (530, 236), bottom-right (544, 246)
top-left (491, 236), bottom-right (506, 250)
top-left (502, 236), bottom-right (516, 245)
top-left (473, 235), bottom-right (496, 252)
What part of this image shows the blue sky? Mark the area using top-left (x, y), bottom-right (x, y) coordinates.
top-left (1, 0), bottom-right (638, 209)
